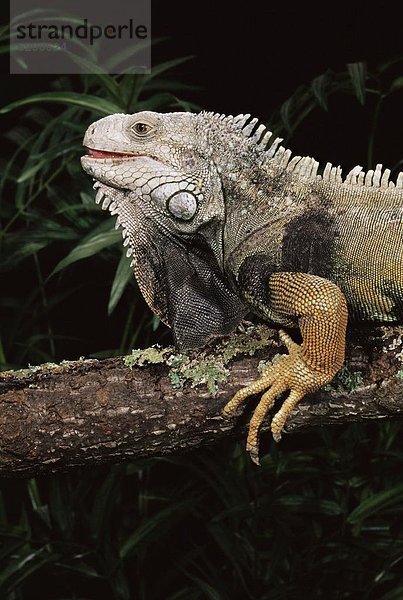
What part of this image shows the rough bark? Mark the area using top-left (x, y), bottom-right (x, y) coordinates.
top-left (1, 324), bottom-right (403, 477)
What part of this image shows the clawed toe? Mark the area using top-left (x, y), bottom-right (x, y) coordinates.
top-left (223, 337), bottom-right (332, 464)
top-left (246, 441), bottom-right (261, 466)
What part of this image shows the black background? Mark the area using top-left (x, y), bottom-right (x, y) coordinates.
top-left (3, 4), bottom-right (403, 112)
top-left (152, 4), bottom-right (403, 115)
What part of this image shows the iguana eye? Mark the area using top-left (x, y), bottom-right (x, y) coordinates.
top-left (132, 122), bottom-right (152, 136)
top-left (167, 191), bottom-right (198, 220)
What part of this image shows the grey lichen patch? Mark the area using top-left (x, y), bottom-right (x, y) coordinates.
top-left (1, 357), bottom-right (95, 381)
top-left (29, 362), bottom-right (59, 371)
top-left (1, 361), bottom-right (65, 380)
top-left (257, 352), bottom-right (285, 374)
top-left (383, 334), bottom-right (403, 363)
top-left (167, 354), bottom-right (229, 396)
top-left (324, 365), bottom-right (364, 393)
top-left (15, 362), bottom-right (59, 378)
top-left (124, 345), bottom-right (227, 396)
top-left (60, 357), bottom-right (88, 366)
top-left (257, 359), bottom-right (271, 374)
top-left (123, 345), bottom-right (173, 368)
top-left (124, 324), bottom-right (276, 397)
top-left (220, 324), bottom-right (277, 362)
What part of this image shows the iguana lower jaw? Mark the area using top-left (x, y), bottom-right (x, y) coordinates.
top-left (81, 153), bottom-right (150, 177)
top-left (80, 154), bottom-right (169, 197)
top-left (83, 147), bottom-right (161, 162)
top-left (85, 148), bottom-right (139, 159)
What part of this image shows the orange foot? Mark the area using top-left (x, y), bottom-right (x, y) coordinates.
top-left (223, 330), bottom-right (332, 465)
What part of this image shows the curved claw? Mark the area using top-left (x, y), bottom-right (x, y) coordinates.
top-left (270, 388), bottom-right (304, 441)
top-left (246, 383), bottom-right (285, 463)
top-left (246, 441), bottom-right (261, 466)
top-left (223, 331), bottom-right (333, 465)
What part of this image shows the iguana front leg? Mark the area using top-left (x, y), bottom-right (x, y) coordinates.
top-left (223, 272), bottom-right (348, 464)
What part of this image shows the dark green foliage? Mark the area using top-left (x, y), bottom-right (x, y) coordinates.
top-left (1, 427), bottom-right (403, 599)
top-left (1, 57), bottom-right (403, 599)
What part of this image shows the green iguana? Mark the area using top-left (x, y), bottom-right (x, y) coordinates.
top-left (81, 110), bottom-right (403, 464)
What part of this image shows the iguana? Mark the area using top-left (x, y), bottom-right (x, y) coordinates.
top-left (81, 110), bottom-right (403, 464)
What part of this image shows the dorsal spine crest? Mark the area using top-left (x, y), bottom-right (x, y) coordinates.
top-left (207, 111), bottom-right (403, 191)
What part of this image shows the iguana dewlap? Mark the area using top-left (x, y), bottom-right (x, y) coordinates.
top-left (81, 110), bottom-right (403, 464)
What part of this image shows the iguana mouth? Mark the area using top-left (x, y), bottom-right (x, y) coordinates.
top-left (85, 148), bottom-right (140, 159)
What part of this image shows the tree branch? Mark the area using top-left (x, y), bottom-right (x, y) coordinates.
top-left (1, 324), bottom-right (403, 476)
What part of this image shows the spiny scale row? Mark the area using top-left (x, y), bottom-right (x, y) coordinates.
top-left (211, 112), bottom-right (403, 190)
top-left (93, 180), bottom-right (135, 265)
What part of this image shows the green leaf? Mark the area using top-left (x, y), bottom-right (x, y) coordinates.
top-left (0, 92), bottom-right (122, 116)
top-left (48, 479), bottom-right (74, 537)
top-left (0, 538), bottom-right (27, 564)
top-left (89, 468), bottom-right (123, 538)
top-left (119, 500), bottom-right (193, 560)
top-left (104, 37), bottom-right (154, 71)
top-left (311, 71), bottom-right (331, 110)
top-left (145, 56), bottom-right (194, 81)
top-left (16, 158), bottom-right (51, 183)
top-left (55, 560), bottom-right (102, 580)
top-left (108, 252), bottom-right (133, 315)
top-left (51, 221), bottom-right (121, 276)
top-left (134, 56), bottom-right (194, 99)
top-left (347, 61), bottom-right (367, 104)
top-left (185, 575), bottom-right (222, 600)
top-left (348, 483), bottom-right (403, 524)
top-left (378, 586), bottom-right (403, 600)
top-left (390, 76), bottom-right (403, 92)
top-left (152, 315), bottom-right (161, 331)
top-left (0, 223), bottom-right (78, 271)
top-left (275, 495), bottom-right (343, 516)
top-left (0, 549), bottom-right (59, 594)
top-left (279, 97), bottom-right (295, 134)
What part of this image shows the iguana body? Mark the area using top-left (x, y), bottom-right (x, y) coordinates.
top-left (81, 111), bottom-right (403, 463)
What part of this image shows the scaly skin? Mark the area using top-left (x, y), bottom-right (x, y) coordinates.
top-left (223, 273), bottom-right (348, 464)
top-left (81, 110), bottom-right (403, 464)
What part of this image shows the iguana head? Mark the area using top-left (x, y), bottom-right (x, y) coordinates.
top-left (81, 111), bottom-right (247, 349)
top-left (81, 110), bottom-right (226, 260)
